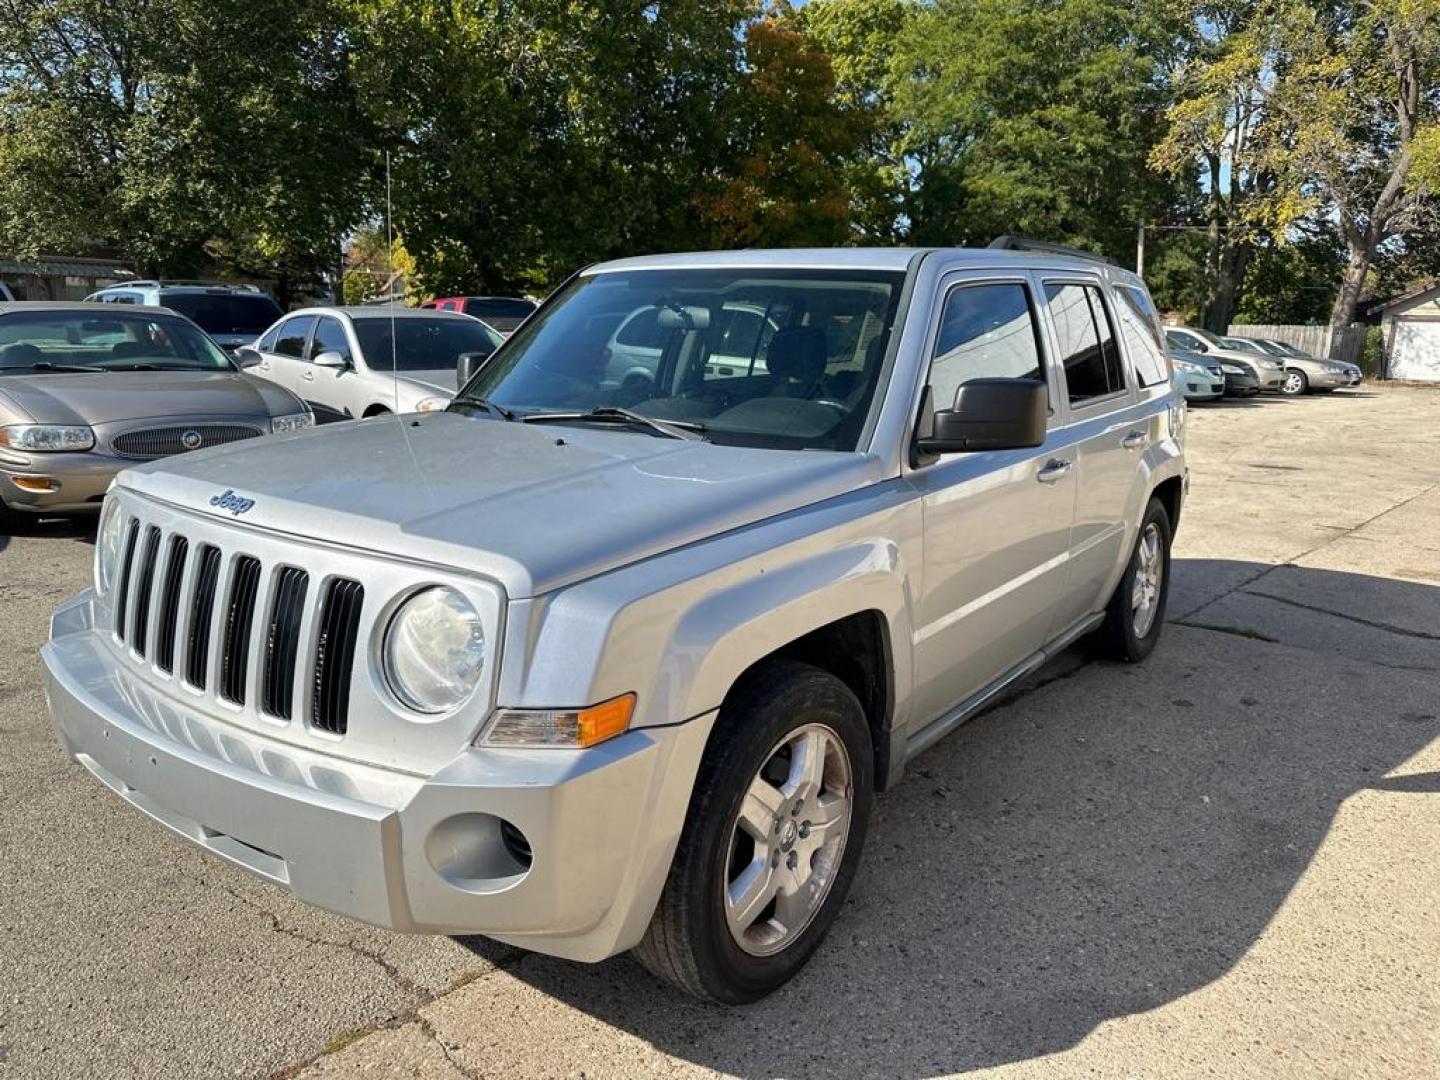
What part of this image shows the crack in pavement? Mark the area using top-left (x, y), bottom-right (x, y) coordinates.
top-left (1241, 587), bottom-right (1440, 643)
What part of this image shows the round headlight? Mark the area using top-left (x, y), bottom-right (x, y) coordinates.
top-left (96, 499), bottom-right (126, 596)
top-left (383, 586), bottom-right (485, 714)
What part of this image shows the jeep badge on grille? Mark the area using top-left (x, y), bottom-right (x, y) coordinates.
top-left (208, 489), bottom-right (255, 516)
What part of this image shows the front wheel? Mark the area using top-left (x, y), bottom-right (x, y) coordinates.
top-left (1094, 497), bottom-right (1172, 662)
top-left (633, 660), bottom-right (873, 1003)
top-left (1280, 369), bottom-right (1308, 396)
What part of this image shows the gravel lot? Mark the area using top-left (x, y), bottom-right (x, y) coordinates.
top-left (2, 385), bottom-right (1437, 1079)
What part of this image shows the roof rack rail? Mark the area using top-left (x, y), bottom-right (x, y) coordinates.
top-left (104, 279), bottom-right (262, 292)
top-left (987, 235), bottom-right (1117, 267)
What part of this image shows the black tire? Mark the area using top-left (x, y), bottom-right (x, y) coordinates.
top-left (1280, 368), bottom-right (1308, 396)
top-left (1094, 497), bottom-right (1172, 662)
top-left (633, 659), bottom-right (874, 1004)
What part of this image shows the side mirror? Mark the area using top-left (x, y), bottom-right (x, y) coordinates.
top-left (455, 348), bottom-right (493, 389)
top-left (234, 347), bottom-right (263, 369)
top-left (312, 350), bottom-right (348, 369)
top-left (917, 378), bottom-right (1047, 455)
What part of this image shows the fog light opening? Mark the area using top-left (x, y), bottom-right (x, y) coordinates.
top-left (499, 818), bottom-right (533, 870)
top-left (425, 812), bottom-right (532, 894)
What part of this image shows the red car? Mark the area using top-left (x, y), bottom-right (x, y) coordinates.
top-left (420, 296), bottom-right (537, 336)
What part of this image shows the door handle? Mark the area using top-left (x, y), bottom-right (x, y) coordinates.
top-left (1121, 430), bottom-right (1147, 450)
top-left (302, 371), bottom-right (314, 381)
top-left (1037, 458), bottom-right (1072, 483)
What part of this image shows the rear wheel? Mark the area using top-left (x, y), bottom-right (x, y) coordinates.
top-left (1280, 369), bottom-right (1308, 396)
top-left (633, 660), bottom-right (873, 1003)
top-left (1094, 497), bottom-right (1172, 662)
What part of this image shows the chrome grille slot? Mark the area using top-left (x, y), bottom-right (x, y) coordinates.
top-left (312, 579), bottom-right (364, 735)
top-left (219, 556), bottom-right (262, 705)
top-left (130, 526), bottom-right (162, 656)
top-left (113, 519), bottom-right (140, 640)
top-left (154, 536), bottom-right (189, 674)
top-left (186, 545), bottom-right (222, 689)
top-left (261, 567), bottom-right (310, 720)
top-left (112, 424), bottom-right (263, 459)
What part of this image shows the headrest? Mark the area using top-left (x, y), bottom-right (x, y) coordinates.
top-left (110, 340), bottom-right (150, 359)
top-left (0, 342), bottom-right (42, 366)
top-left (767, 327), bottom-right (828, 384)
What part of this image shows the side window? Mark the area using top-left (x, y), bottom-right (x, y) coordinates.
top-left (256, 323), bottom-right (281, 352)
top-left (274, 316), bottom-right (315, 358)
top-left (1116, 286), bottom-right (1169, 387)
top-left (105, 292), bottom-right (141, 305)
top-left (1044, 282), bottom-right (1124, 405)
top-left (307, 316), bottom-right (351, 363)
top-left (929, 282), bottom-right (1045, 409)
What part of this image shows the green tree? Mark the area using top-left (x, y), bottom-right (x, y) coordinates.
top-left (1251, 0), bottom-right (1440, 331)
top-left (0, 0), bottom-right (372, 297)
top-left (1234, 226), bottom-right (1347, 324)
top-left (891, 0), bottom-right (1185, 259)
top-left (348, 0), bottom-right (753, 295)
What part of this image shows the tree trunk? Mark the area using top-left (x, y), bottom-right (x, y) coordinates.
top-left (1202, 237), bottom-right (1249, 333)
top-left (1329, 245), bottom-right (1370, 335)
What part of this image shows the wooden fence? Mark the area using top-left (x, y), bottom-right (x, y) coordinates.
top-left (1226, 323), bottom-right (1370, 367)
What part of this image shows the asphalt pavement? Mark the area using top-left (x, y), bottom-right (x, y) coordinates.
top-left (1, 385), bottom-right (1437, 1079)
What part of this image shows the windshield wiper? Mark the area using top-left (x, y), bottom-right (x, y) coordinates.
top-left (2, 362), bottom-right (98, 374)
top-left (449, 395), bottom-right (516, 421)
top-left (519, 406), bottom-right (706, 441)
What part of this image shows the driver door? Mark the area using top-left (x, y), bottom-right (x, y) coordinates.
top-left (302, 315), bottom-right (356, 419)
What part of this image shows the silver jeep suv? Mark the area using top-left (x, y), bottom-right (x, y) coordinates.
top-left (43, 244), bottom-right (1186, 1003)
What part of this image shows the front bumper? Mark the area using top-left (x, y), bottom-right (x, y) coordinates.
top-left (0, 451), bottom-right (117, 512)
top-left (1255, 367), bottom-right (1287, 390)
top-left (1305, 367), bottom-right (1362, 388)
top-left (1224, 372), bottom-right (1261, 395)
top-left (43, 590), bottom-right (712, 961)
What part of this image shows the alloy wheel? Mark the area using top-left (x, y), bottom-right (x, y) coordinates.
top-left (1131, 522), bottom-right (1163, 638)
top-left (1282, 371), bottom-right (1305, 395)
top-left (723, 723), bottom-right (853, 957)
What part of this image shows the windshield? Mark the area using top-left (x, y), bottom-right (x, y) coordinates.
top-left (455, 268), bottom-right (906, 451)
top-left (1219, 336), bottom-right (1266, 354)
top-left (353, 316), bottom-right (504, 372)
top-left (0, 311), bottom-right (235, 372)
top-left (162, 292), bottom-right (282, 335)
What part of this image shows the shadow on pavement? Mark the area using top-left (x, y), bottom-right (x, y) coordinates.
top-left (466, 559), bottom-right (1439, 1079)
top-left (0, 511), bottom-right (97, 554)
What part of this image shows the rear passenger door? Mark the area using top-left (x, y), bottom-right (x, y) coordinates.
top-left (909, 273), bottom-right (1077, 729)
top-left (1040, 280), bottom-right (1146, 635)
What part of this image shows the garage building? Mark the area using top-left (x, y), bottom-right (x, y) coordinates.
top-left (1380, 280), bottom-right (1440, 382)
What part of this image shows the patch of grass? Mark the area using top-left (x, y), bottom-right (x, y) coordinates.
top-left (1178, 620), bottom-right (1280, 643)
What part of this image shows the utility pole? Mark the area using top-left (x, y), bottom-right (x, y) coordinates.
top-left (1136, 220), bottom-right (1146, 278)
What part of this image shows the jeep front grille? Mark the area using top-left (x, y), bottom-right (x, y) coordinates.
top-left (109, 509), bottom-right (363, 737)
top-left (312, 579), bottom-right (364, 735)
top-left (111, 424), bottom-right (263, 459)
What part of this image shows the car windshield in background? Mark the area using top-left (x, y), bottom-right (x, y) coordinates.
top-left (0, 312), bottom-right (235, 372)
top-left (163, 292), bottom-right (282, 335)
top-left (353, 316), bottom-right (504, 372)
top-left (463, 298), bottom-right (536, 330)
top-left (455, 267), bottom-right (906, 451)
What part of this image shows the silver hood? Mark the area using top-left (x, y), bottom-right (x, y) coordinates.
top-left (0, 371), bottom-right (302, 426)
top-left (396, 368), bottom-right (458, 394)
top-left (119, 412), bottom-right (883, 597)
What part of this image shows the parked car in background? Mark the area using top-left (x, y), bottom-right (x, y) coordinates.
top-left (421, 296), bottom-right (537, 336)
top-left (240, 307), bottom-right (504, 420)
top-left (86, 281), bottom-right (283, 356)
top-left (1169, 347), bottom-right (1224, 402)
top-left (44, 243), bottom-right (1188, 1004)
top-left (1163, 326), bottom-right (1286, 391)
top-left (1238, 338), bottom-right (1363, 395)
top-left (0, 303), bottom-right (311, 525)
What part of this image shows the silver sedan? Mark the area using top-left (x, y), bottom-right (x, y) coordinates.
top-left (0, 303), bottom-right (312, 524)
